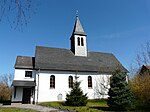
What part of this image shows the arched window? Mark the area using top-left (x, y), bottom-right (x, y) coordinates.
top-left (88, 76), bottom-right (92, 88)
top-left (50, 75), bottom-right (55, 88)
top-left (81, 38), bottom-right (84, 46)
top-left (69, 76), bottom-right (73, 88)
top-left (77, 37), bottom-right (80, 46)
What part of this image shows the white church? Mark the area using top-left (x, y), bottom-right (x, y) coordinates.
top-left (11, 16), bottom-right (127, 104)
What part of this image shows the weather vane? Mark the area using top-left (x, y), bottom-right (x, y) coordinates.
top-left (76, 10), bottom-right (78, 16)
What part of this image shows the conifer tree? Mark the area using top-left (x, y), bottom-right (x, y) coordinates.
top-left (65, 75), bottom-right (88, 106)
top-left (107, 69), bottom-right (133, 110)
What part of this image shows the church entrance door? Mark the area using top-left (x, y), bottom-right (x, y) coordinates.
top-left (22, 88), bottom-right (31, 104)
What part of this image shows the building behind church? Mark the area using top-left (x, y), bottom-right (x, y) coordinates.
top-left (11, 16), bottom-right (128, 104)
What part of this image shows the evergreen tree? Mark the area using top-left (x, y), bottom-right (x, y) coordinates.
top-left (65, 76), bottom-right (88, 106)
top-left (107, 69), bottom-right (133, 110)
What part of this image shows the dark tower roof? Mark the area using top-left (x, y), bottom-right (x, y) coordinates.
top-left (72, 16), bottom-right (86, 36)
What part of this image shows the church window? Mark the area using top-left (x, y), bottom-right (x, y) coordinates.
top-left (50, 75), bottom-right (55, 88)
top-left (69, 76), bottom-right (73, 88)
top-left (81, 38), bottom-right (84, 46)
top-left (88, 76), bottom-right (92, 88)
top-left (77, 37), bottom-right (80, 46)
top-left (25, 71), bottom-right (32, 77)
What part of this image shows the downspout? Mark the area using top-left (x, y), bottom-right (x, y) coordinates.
top-left (36, 68), bottom-right (40, 104)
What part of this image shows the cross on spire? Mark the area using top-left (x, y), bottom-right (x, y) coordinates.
top-left (76, 10), bottom-right (78, 17)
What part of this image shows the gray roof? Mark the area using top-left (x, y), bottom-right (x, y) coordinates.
top-left (72, 16), bottom-right (86, 36)
top-left (34, 46), bottom-right (128, 73)
top-left (15, 56), bottom-right (35, 69)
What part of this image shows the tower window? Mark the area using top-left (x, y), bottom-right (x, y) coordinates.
top-left (69, 76), bottom-right (73, 88)
top-left (77, 37), bottom-right (80, 46)
top-left (50, 75), bottom-right (55, 88)
top-left (81, 38), bottom-right (84, 46)
top-left (88, 76), bottom-right (92, 88)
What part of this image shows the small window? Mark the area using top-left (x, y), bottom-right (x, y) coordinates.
top-left (77, 37), bottom-right (80, 46)
top-left (50, 75), bottom-right (55, 88)
top-left (69, 76), bottom-right (73, 88)
top-left (88, 76), bottom-right (92, 88)
top-left (25, 71), bottom-right (32, 77)
top-left (81, 38), bottom-right (84, 46)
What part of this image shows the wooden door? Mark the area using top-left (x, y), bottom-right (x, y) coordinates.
top-left (22, 88), bottom-right (31, 104)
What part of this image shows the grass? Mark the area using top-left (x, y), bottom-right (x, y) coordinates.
top-left (0, 107), bottom-right (37, 112)
top-left (40, 99), bottom-right (150, 112)
top-left (40, 99), bottom-right (108, 112)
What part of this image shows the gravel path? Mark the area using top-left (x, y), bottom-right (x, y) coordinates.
top-left (2, 104), bottom-right (68, 112)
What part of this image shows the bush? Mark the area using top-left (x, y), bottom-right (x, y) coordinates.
top-left (130, 74), bottom-right (150, 106)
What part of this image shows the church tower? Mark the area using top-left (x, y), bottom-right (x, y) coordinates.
top-left (70, 16), bottom-right (87, 57)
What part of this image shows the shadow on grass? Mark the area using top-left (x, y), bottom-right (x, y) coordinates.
top-left (90, 106), bottom-right (127, 111)
top-left (58, 102), bottom-right (66, 106)
top-left (91, 106), bottom-right (150, 112)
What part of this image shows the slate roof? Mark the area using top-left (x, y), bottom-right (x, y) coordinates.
top-left (33, 46), bottom-right (128, 73)
top-left (72, 16), bottom-right (86, 36)
top-left (15, 56), bottom-right (35, 69)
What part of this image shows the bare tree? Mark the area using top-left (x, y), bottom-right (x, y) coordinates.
top-left (94, 75), bottom-right (110, 99)
top-left (136, 42), bottom-right (150, 67)
top-left (0, 74), bottom-right (13, 101)
top-left (0, 0), bottom-right (35, 31)
top-left (0, 74), bottom-right (13, 87)
top-left (129, 41), bottom-right (150, 77)
top-left (129, 41), bottom-right (150, 106)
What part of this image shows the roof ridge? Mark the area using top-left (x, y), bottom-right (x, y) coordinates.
top-left (17, 55), bottom-right (34, 58)
top-left (36, 46), bottom-right (70, 51)
top-left (88, 50), bottom-right (113, 55)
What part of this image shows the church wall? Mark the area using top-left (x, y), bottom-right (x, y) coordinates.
top-left (35, 70), bottom-right (111, 102)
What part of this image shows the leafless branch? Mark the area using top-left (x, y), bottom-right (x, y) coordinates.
top-left (0, 74), bottom-right (13, 87)
top-left (0, 0), bottom-right (34, 31)
top-left (94, 75), bottom-right (110, 98)
top-left (135, 41), bottom-right (150, 67)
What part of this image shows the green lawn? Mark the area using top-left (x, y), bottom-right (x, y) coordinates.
top-left (40, 99), bottom-right (150, 112)
top-left (40, 99), bottom-right (108, 112)
top-left (0, 107), bottom-right (37, 112)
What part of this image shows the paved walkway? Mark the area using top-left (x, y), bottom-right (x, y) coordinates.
top-left (1, 104), bottom-right (68, 112)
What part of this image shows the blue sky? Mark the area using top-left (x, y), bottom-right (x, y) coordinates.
top-left (0, 0), bottom-right (150, 75)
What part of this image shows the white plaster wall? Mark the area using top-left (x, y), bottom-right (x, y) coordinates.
top-left (74, 35), bottom-right (87, 57)
top-left (14, 69), bottom-right (36, 81)
top-left (35, 71), bottom-right (111, 102)
top-left (11, 87), bottom-right (23, 102)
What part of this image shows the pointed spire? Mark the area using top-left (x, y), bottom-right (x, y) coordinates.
top-left (72, 16), bottom-right (86, 36)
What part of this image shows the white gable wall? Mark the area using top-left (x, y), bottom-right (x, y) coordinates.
top-left (35, 70), bottom-right (111, 102)
top-left (14, 69), bottom-right (36, 81)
